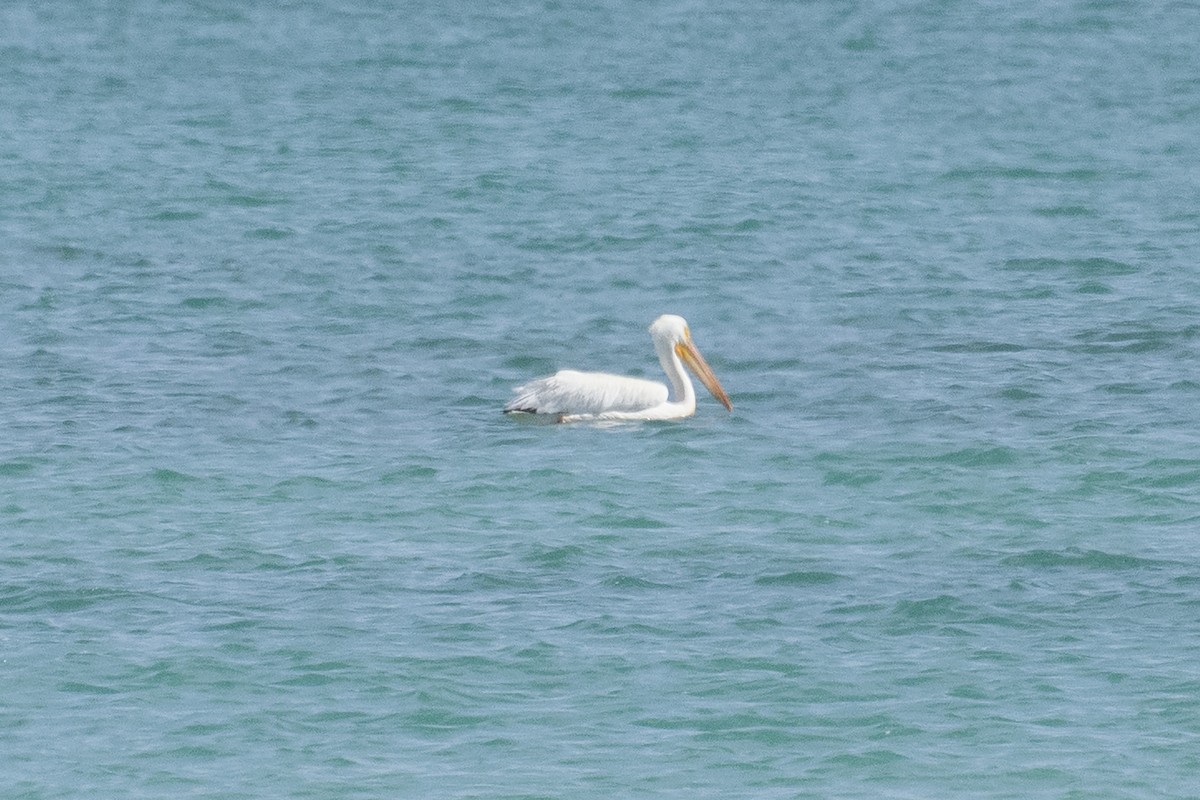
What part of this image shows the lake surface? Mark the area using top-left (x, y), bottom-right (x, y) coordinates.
top-left (3, 1), bottom-right (1199, 797)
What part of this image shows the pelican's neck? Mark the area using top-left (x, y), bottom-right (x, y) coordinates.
top-left (655, 339), bottom-right (696, 410)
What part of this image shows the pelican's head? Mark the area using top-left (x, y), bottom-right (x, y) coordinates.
top-left (649, 314), bottom-right (733, 411)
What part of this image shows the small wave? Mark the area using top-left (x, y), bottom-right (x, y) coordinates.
top-left (1001, 548), bottom-right (1161, 571)
top-left (755, 571), bottom-right (843, 587)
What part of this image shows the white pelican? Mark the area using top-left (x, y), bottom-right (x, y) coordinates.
top-left (504, 314), bottom-right (733, 422)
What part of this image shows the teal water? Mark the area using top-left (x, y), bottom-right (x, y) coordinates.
top-left (3, 1), bottom-right (1200, 797)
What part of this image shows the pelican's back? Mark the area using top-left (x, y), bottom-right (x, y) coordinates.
top-left (505, 370), bottom-right (669, 416)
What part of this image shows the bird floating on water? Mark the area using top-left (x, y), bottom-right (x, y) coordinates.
top-left (504, 314), bottom-right (733, 422)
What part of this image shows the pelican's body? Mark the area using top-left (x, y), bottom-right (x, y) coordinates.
top-left (504, 315), bottom-right (732, 422)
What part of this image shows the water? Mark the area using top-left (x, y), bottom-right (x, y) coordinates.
top-left (3, 1), bottom-right (1200, 797)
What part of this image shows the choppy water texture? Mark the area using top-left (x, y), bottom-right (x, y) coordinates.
top-left (3, 1), bottom-right (1200, 797)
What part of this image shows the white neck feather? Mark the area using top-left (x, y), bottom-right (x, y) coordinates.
top-left (656, 340), bottom-right (695, 410)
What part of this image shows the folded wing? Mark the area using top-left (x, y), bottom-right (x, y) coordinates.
top-left (505, 370), bottom-right (669, 415)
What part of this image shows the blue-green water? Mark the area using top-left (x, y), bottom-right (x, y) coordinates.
top-left (4, 1), bottom-right (1200, 797)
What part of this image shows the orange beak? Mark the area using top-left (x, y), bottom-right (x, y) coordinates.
top-left (676, 336), bottom-right (732, 411)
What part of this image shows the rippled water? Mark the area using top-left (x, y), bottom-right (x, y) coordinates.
top-left (3, 1), bottom-right (1200, 797)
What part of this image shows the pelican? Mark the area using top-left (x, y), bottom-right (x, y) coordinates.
top-left (504, 314), bottom-right (733, 422)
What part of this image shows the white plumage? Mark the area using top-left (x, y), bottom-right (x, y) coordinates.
top-left (507, 370), bottom-right (669, 416)
top-left (504, 315), bottom-right (732, 422)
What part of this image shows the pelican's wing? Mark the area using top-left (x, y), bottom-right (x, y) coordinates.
top-left (505, 370), bottom-right (669, 415)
